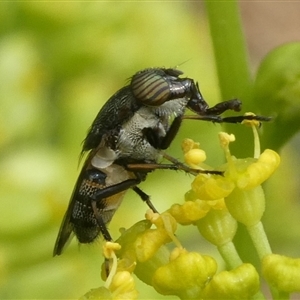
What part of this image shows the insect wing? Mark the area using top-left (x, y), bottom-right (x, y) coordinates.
top-left (54, 153), bottom-right (111, 255)
top-left (82, 86), bottom-right (140, 153)
top-left (53, 168), bottom-right (87, 256)
top-left (54, 154), bottom-right (137, 255)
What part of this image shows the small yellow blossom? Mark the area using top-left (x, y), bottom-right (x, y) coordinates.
top-left (134, 228), bottom-right (171, 262)
top-left (262, 254), bottom-right (300, 293)
top-left (169, 200), bottom-right (210, 225)
top-left (103, 242), bottom-right (122, 259)
top-left (236, 149), bottom-right (280, 190)
top-left (169, 189), bottom-right (227, 225)
top-left (110, 271), bottom-right (138, 299)
top-left (219, 132), bottom-right (235, 149)
top-left (114, 217), bottom-right (172, 288)
top-left (134, 211), bottom-right (178, 262)
top-left (190, 127), bottom-right (280, 229)
top-left (102, 242), bottom-right (121, 286)
top-left (192, 175), bottom-right (235, 200)
top-left (184, 148), bottom-right (207, 167)
top-left (182, 138), bottom-right (207, 168)
top-left (202, 263), bottom-right (260, 299)
top-left (83, 244), bottom-right (138, 300)
top-left (169, 247), bottom-right (187, 261)
top-left (181, 138), bottom-right (200, 153)
top-left (152, 250), bottom-right (217, 299)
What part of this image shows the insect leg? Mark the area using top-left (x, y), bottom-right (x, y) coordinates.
top-left (88, 178), bottom-right (142, 241)
top-left (132, 186), bottom-right (158, 213)
top-left (89, 177), bottom-right (144, 277)
top-left (219, 114), bottom-right (272, 123)
top-left (205, 99), bottom-right (242, 115)
top-left (160, 115), bottom-right (183, 150)
top-left (182, 114), bottom-right (272, 124)
top-left (126, 161), bottom-right (222, 176)
top-left (92, 178), bottom-right (141, 200)
top-left (91, 201), bottom-right (113, 241)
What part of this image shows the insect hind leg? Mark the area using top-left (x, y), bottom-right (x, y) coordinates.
top-left (91, 201), bottom-right (113, 241)
top-left (90, 178), bottom-right (143, 240)
top-left (132, 186), bottom-right (158, 213)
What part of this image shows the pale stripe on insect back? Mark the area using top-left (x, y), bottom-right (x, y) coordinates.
top-left (132, 71), bottom-right (170, 105)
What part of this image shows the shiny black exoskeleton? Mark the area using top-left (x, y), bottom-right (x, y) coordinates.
top-left (53, 67), bottom-right (270, 256)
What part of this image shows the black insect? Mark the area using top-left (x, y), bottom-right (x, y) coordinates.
top-left (53, 67), bottom-right (270, 256)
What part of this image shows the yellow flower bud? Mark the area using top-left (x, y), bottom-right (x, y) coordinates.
top-left (203, 263), bottom-right (260, 299)
top-left (152, 251), bottom-right (217, 299)
top-left (192, 175), bottom-right (235, 200)
top-left (134, 228), bottom-right (171, 262)
top-left (181, 138), bottom-right (200, 153)
top-left (134, 211), bottom-right (181, 262)
top-left (169, 247), bottom-right (187, 261)
top-left (237, 149), bottom-right (280, 190)
top-left (168, 200), bottom-right (210, 225)
top-left (262, 254), bottom-right (300, 293)
top-left (184, 148), bottom-right (207, 167)
top-left (208, 198), bottom-right (227, 210)
top-left (219, 132), bottom-right (235, 149)
top-left (110, 271), bottom-right (138, 300)
top-left (116, 219), bottom-right (152, 258)
top-left (103, 242), bottom-right (121, 259)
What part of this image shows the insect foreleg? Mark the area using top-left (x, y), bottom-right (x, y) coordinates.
top-left (204, 99), bottom-right (242, 115)
top-left (160, 115), bottom-right (183, 150)
top-left (182, 114), bottom-right (272, 123)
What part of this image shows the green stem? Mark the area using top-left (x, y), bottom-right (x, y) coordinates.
top-left (217, 241), bottom-right (243, 269)
top-left (247, 222), bottom-right (282, 300)
top-left (218, 242), bottom-right (266, 300)
top-left (204, 0), bottom-right (255, 157)
top-left (246, 221), bottom-right (272, 260)
top-left (204, 0), bottom-right (252, 102)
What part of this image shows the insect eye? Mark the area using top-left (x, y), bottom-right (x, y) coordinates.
top-left (131, 69), bottom-right (171, 106)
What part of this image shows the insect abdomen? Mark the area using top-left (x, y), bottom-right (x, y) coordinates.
top-left (70, 166), bottom-right (132, 244)
top-left (70, 169), bottom-right (107, 243)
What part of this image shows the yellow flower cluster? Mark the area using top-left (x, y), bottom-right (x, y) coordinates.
top-left (171, 125), bottom-right (280, 237)
top-left (80, 116), bottom-right (300, 299)
top-left (80, 242), bottom-right (138, 300)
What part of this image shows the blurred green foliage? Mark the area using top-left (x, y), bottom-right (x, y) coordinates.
top-left (0, 2), bottom-right (299, 299)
